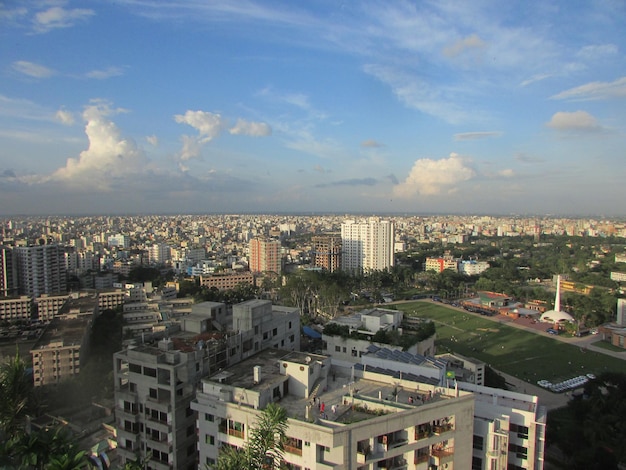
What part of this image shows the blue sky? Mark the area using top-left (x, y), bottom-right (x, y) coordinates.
top-left (1, 0), bottom-right (625, 216)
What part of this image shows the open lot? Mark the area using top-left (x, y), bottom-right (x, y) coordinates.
top-left (397, 301), bottom-right (626, 384)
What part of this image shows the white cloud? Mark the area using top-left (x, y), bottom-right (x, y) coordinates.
top-left (546, 111), bottom-right (602, 132)
top-left (454, 131), bottom-right (501, 141)
top-left (499, 169), bottom-right (515, 177)
top-left (12, 60), bottom-right (54, 78)
top-left (393, 153), bottom-right (475, 197)
top-left (443, 34), bottom-right (486, 58)
top-left (363, 64), bottom-right (471, 124)
top-left (178, 135), bottom-right (203, 161)
top-left (577, 44), bottom-right (618, 60)
top-left (229, 119), bottom-right (272, 136)
top-left (551, 77), bottom-right (626, 101)
top-left (146, 135), bottom-right (159, 146)
top-left (85, 66), bottom-right (124, 79)
top-left (55, 108), bottom-right (74, 125)
top-left (50, 101), bottom-right (148, 189)
top-left (33, 5), bottom-right (94, 33)
top-left (174, 110), bottom-right (226, 142)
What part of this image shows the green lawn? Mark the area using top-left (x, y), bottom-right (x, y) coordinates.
top-left (397, 302), bottom-right (626, 383)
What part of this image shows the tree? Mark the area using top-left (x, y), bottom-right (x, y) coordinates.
top-left (0, 350), bottom-right (36, 439)
top-left (213, 403), bottom-right (288, 470)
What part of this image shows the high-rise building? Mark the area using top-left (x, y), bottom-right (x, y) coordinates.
top-left (249, 238), bottom-right (282, 274)
top-left (312, 235), bottom-right (342, 272)
top-left (0, 245), bottom-right (18, 297)
top-left (341, 217), bottom-right (394, 273)
top-left (15, 244), bottom-right (67, 298)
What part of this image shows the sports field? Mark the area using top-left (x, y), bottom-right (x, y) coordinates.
top-left (397, 301), bottom-right (626, 383)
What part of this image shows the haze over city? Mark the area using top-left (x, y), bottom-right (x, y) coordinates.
top-left (1, 1), bottom-right (625, 216)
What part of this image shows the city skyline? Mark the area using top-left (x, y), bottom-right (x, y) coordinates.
top-left (1, 1), bottom-right (625, 216)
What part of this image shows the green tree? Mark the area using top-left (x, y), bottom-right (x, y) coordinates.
top-left (0, 350), bottom-right (36, 439)
top-left (213, 403), bottom-right (288, 470)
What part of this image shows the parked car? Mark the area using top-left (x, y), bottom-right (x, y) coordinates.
top-left (546, 328), bottom-right (559, 335)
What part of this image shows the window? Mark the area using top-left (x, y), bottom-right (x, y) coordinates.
top-left (205, 413), bottom-right (214, 422)
top-left (206, 434), bottom-right (215, 445)
top-left (273, 328), bottom-right (278, 336)
top-left (510, 423), bottom-right (529, 439)
top-left (473, 435), bottom-right (484, 450)
top-left (472, 456), bottom-right (483, 470)
top-left (186, 406), bottom-right (193, 417)
top-left (290, 334), bottom-right (295, 342)
top-left (144, 367), bottom-right (157, 377)
top-left (335, 346), bottom-right (341, 352)
top-left (129, 362), bottom-right (141, 373)
top-left (508, 443), bottom-right (528, 460)
top-left (149, 388), bottom-right (157, 399)
top-left (289, 321), bottom-right (292, 329)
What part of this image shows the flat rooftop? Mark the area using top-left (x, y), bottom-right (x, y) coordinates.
top-left (207, 349), bottom-right (460, 426)
top-left (34, 316), bottom-right (90, 349)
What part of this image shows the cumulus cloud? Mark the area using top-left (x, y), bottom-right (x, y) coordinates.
top-left (443, 34), bottom-right (486, 58)
top-left (85, 66), bottom-right (124, 80)
top-left (33, 5), bottom-right (94, 33)
top-left (546, 111), bottom-right (602, 132)
top-left (12, 60), bottom-right (54, 78)
top-left (499, 169), bottom-right (515, 177)
top-left (361, 139), bottom-right (383, 148)
top-left (551, 77), bottom-right (626, 101)
top-left (393, 153), bottom-right (475, 198)
top-left (229, 118), bottom-right (272, 136)
top-left (55, 108), bottom-right (74, 125)
top-left (174, 110), bottom-right (226, 142)
top-left (50, 101), bottom-right (148, 189)
top-left (454, 131), bottom-right (501, 141)
top-left (146, 135), bottom-right (158, 146)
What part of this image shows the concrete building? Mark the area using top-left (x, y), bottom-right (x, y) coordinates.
top-left (312, 235), bottom-right (342, 272)
top-left (0, 245), bottom-right (18, 297)
top-left (458, 382), bottom-right (546, 470)
top-left (193, 348), bottom-right (475, 469)
top-left (0, 295), bottom-right (32, 322)
top-left (15, 244), bottom-right (67, 298)
top-left (436, 353), bottom-right (486, 386)
top-left (113, 337), bottom-right (208, 470)
top-left (30, 294), bottom-right (98, 387)
top-left (341, 217), bottom-right (395, 273)
top-left (231, 299), bottom-right (301, 362)
top-left (458, 260), bottom-right (490, 276)
top-left (425, 256), bottom-right (460, 273)
top-left (199, 271), bottom-right (255, 291)
top-left (322, 307), bottom-right (436, 362)
top-left (249, 238), bottom-right (282, 274)
top-left (36, 293), bottom-right (70, 321)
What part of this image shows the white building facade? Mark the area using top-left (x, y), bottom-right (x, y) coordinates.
top-left (341, 217), bottom-right (395, 273)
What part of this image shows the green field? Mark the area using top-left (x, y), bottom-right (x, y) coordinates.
top-left (396, 302), bottom-right (626, 383)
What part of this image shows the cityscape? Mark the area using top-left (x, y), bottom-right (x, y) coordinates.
top-left (1, 1), bottom-right (626, 470)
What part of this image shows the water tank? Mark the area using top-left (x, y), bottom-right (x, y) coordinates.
top-left (254, 365), bottom-right (261, 384)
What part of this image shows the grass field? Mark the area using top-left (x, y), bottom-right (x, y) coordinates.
top-left (396, 301), bottom-right (626, 383)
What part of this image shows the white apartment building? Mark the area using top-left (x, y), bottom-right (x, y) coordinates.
top-left (0, 295), bottom-right (32, 322)
top-left (193, 348), bottom-right (475, 469)
top-left (322, 308), bottom-right (436, 362)
top-left (341, 217), bottom-right (394, 273)
top-left (15, 244), bottom-right (67, 298)
top-left (459, 382), bottom-right (546, 470)
top-left (458, 260), bottom-right (490, 276)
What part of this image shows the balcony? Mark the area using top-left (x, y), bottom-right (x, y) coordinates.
top-left (433, 423), bottom-right (454, 434)
top-left (432, 446), bottom-right (454, 465)
top-left (285, 444), bottom-right (303, 456)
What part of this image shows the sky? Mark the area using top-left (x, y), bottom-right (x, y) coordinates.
top-left (1, 0), bottom-right (625, 217)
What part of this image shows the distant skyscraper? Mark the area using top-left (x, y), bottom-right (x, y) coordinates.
top-left (15, 244), bottom-right (67, 298)
top-left (0, 246), bottom-right (18, 297)
top-left (341, 217), bottom-right (394, 273)
top-left (249, 238), bottom-right (282, 274)
top-left (312, 235), bottom-right (342, 272)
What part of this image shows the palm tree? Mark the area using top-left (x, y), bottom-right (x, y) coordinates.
top-left (45, 450), bottom-right (87, 470)
top-left (213, 403), bottom-right (288, 470)
top-left (0, 350), bottom-right (35, 439)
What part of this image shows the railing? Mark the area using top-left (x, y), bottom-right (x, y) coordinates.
top-left (284, 444), bottom-right (302, 456)
top-left (432, 447), bottom-right (454, 458)
top-left (414, 453), bottom-right (429, 464)
top-left (415, 429), bottom-right (431, 440)
top-left (433, 423), bottom-right (454, 434)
